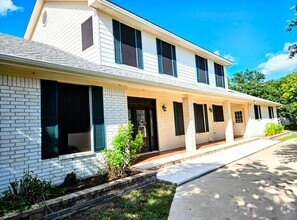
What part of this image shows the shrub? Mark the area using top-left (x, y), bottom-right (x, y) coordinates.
top-left (0, 171), bottom-right (64, 215)
top-left (265, 123), bottom-right (284, 136)
top-left (103, 122), bottom-right (143, 179)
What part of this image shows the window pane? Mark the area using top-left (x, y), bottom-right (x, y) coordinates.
top-left (81, 16), bottom-right (93, 51)
top-left (197, 56), bottom-right (207, 84)
top-left (58, 83), bottom-right (91, 155)
top-left (174, 102), bottom-right (185, 135)
top-left (215, 63), bottom-right (225, 88)
top-left (121, 23), bottom-right (137, 67)
top-left (213, 105), bottom-right (224, 122)
top-left (194, 104), bottom-right (206, 133)
top-left (254, 105), bottom-right (259, 119)
top-left (162, 41), bottom-right (173, 75)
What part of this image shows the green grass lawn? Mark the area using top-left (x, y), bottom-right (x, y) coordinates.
top-left (71, 182), bottom-right (176, 220)
top-left (278, 132), bottom-right (297, 142)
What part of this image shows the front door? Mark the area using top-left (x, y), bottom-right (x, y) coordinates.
top-left (128, 97), bottom-right (158, 153)
top-left (233, 110), bottom-right (246, 137)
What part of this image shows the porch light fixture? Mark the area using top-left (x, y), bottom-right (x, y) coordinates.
top-left (162, 104), bottom-right (167, 112)
top-left (209, 107), bottom-right (213, 113)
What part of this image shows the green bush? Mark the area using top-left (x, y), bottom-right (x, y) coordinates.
top-left (265, 123), bottom-right (284, 136)
top-left (0, 171), bottom-right (64, 215)
top-left (103, 122), bottom-right (143, 179)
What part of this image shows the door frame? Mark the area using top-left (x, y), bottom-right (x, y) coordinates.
top-left (128, 97), bottom-right (159, 152)
top-left (232, 108), bottom-right (246, 137)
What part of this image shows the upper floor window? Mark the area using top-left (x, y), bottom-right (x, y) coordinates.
top-left (112, 20), bottom-right (143, 69)
top-left (194, 103), bottom-right (209, 133)
top-left (268, 106), bottom-right (274, 119)
top-left (156, 39), bottom-right (177, 77)
top-left (81, 16), bottom-right (93, 51)
top-left (254, 105), bottom-right (262, 120)
top-left (214, 63), bottom-right (225, 88)
top-left (195, 55), bottom-right (209, 84)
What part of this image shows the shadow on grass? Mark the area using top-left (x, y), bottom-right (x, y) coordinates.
top-left (71, 183), bottom-right (175, 220)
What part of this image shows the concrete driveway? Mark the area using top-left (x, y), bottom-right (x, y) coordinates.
top-left (169, 139), bottom-right (297, 220)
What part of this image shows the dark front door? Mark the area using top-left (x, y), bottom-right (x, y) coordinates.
top-left (128, 97), bottom-right (158, 153)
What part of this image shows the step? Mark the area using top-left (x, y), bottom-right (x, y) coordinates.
top-left (134, 137), bottom-right (260, 170)
top-left (157, 139), bottom-right (279, 186)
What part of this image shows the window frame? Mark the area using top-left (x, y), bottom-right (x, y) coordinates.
top-left (214, 63), bottom-right (225, 88)
top-left (268, 106), bottom-right (274, 119)
top-left (173, 102), bottom-right (185, 136)
top-left (156, 38), bottom-right (177, 77)
top-left (112, 19), bottom-right (143, 69)
top-left (41, 80), bottom-right (105, 160)
top-left (254, 105), bottom-right (262, 120)
top-left (195, 55), bottom-right (209, 84)
top-left (194, 103), bottom-right (209, 133)
top-left (81, 16), bottom-right (94, 51)
top-left (213, 105), bottom-right (224, 122)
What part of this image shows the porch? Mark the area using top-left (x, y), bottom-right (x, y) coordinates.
top-left (134, 137), bottom-right (256, 170)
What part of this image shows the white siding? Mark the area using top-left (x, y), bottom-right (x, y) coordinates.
top-left (32, 2), bottom-right (99, 63)
top-left (98, 12), bottom-right (227, 88)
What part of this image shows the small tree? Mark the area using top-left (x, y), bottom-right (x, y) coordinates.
top-left (286, 5), bottom-right (297, 58)
top-left (103, 122), bottom-right (143, 179)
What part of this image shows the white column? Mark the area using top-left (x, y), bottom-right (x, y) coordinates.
top-left (224, 101), bottom-right (234, 142)
top-left (182, 95), bottom-right (196, 152)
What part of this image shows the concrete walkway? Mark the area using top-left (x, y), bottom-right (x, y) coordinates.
top-left (157, 139), bottom-right (279, 185)
top-left (168, 139), bottom-right (297, 219)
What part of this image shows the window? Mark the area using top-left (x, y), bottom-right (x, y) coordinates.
top-left (194, 103), bottom-right (209, 133)
top-left (173, 102), bottom-right (184, 135)
top-left (156, 39), bottom-right (177, 77)
top-left (81, 16), bottom-right (93, 51)
top-left (254, 105), bottom-right (262, 120)
top-left (213, 105), bottom-right (224, 122)
top-left (268, 106), bottom-right (274, 119)
top-left (41, 80), bottom-right (105, 159)
top-left (214, 63), bottom-right (225, 88)
top-left (195, 55), bottom-right (209, 84)
top-left (112, 20), bottom-right (143, 69)
top-left (235, 111), bottom-right (243, 123)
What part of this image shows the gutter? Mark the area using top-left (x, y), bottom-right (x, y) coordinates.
top-left (0, 53), bottom-right (280, 106)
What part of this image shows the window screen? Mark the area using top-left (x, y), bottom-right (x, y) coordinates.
top-left (213, 105), bottom-right (224, 122)
top-left (214, 63), bottom-right (225, 88)
top-left (81, 16), bottom-right (93, 51)
top-left (196, 55), bottom-right (209, 84)
top-left (173, 102), bottom-right (185, 136)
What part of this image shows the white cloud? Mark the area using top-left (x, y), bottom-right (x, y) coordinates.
top-left (0, 0), bottom-right (22, 16)
top-left (258, 42), bottom-right (297, 75)
top-left (214, 50), bottom-right (236, 64)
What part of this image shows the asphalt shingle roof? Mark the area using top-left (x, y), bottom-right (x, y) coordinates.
top-left (0, 33), bottom-right (280, 106)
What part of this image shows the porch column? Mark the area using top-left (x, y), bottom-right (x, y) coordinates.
top-left (244, 103), bottom-right (252, 138)
top-left (182, 95), bottom-right (196, 151)
top-left (224, 101), bottom-right (234, 142)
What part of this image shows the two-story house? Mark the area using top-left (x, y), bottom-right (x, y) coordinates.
top-left (0, 0), bottom-right (280, 192)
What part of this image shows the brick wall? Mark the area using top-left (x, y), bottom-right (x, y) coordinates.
top-left (0, 74), bottom-right (109, 193)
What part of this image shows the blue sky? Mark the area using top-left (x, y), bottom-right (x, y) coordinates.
top-left (0, 0), bottom-right (297, 80)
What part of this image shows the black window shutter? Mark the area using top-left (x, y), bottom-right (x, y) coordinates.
top-left (92, 86), bottom-right (105, 151)
top-left (205, 60), bottom-right (209, 84)
top-left (204, 104), bottom-right (209, 132)
top-left (171, 45), bottom-right (177, 77)
top-left (135, 30), bottom-right (143, 69)
top-left (195, 55), bottom-right (200, 82)
top-left (194, 104), bottom-right (199, 133)
top-left (156, 38), bottom-right (163, 74)
top-left (268, 107), bottom-right (272, 119)
top-left (259, 106), bottom-right (262, 119)
top-left (174, 102), bottom-right (179, 135)
top-left (41, 80), bottom-right (59, 159)
top-left (81, 16), bottom-right (93, 51)
top-left (112, 19), bottom-right (122, 64)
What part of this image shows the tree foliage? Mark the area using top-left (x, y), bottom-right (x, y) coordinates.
top-left (287, 5), bottom-right (297, 58)
top-left (229, 70), bottom-right (297, 118)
